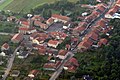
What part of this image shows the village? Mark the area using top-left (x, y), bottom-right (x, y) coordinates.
top-left (0, 0), bottom-right (120, 80)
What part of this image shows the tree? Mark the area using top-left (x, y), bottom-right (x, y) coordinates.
top-left (47, 9), bottom-right (52, 18)
top-left (30, 9), bottom-right (34, 15)
top-left (60, 7), bottom-right (65, 15)
top-left (42, 8), bottom-right (46, 18)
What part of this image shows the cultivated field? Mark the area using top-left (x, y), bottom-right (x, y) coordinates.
top-left (0, 0), bottom-right (78, 13)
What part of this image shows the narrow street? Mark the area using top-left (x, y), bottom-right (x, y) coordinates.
top-left (49, 0), bottom-right (115, 80)
top-left (2, 46), bottom-right (20, 80)
top-left (49, 52), bottom-right (74, 80)
top-left (0, 32), bottom-right (14, 36)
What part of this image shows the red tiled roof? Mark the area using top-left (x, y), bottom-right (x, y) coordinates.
top-left (67, 66), bottom-right (77, 72)
top-left (32, 15), bottom-right (44, 21)
top-left (58, 50), bottom-right (68, 56)
top-left (31, 32), bottom-right (48, 40)
top-left (1, 43), bottom-right (9, 50)
top-left (106, 5), bottom-right (119, 16)
top-left (86, 32), bottom-right (98, 41)
top-left (78, 22), bottom-right (87, 27)
top-left (11, 33), bottom-right (23, 41)
top-left (29, 70), bottom-right (39, 76)
top-left (116, 0), bottom-right (120, 4)
top-left (78, 41), bottom-right (92, 49)
top-left (30, 32), bottom-right (38, 38)
top-left (21, 21), bottom-right (29, 26)
top-left (67, 58), bottom-right (79, 67)
top-left (64, 57), bottom-right (79, 72)
top-left (43, 61), bottom-right (61, 69)
top-left (97, 19), bottom-right (107, 28)
top-left (34, 21), bottom-right (48, 29)
top-left (19, 18), bottom-right (27, 22)
top-left (19, 27), bottom-right (29, 31)
top-left (38, 48), bottom-right (46, 55)
top-left (52, 14), bottom-right (71, 21)
top-left (73, 26), bottom-right (86, 32)
top-left (50, 31), bottom-right (67, 39)
top-left (47, 18), bottom-right (54, 23)
top-left (65, 44), bottom-right (71, 50)
top-left (98, 38), bottom-right (108, 47)
top-left (48, 40), bottom-right (59, 45)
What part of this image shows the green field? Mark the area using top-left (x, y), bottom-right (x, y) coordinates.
top-left (0, 0), bottom-right (13, 10)
top-left (0, 0), bottom-right (78, 13)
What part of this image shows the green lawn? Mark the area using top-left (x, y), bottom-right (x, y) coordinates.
top-left (0, 35), bottom-right (11, 46)
top-left (0, 21), bottom-right (16, 33)
top-left (2, 0), bottom-right (78, 13)
top-left (0, 0), bottom-right (13, 10)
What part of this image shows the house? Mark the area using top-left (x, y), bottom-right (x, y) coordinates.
top-left (57, 50), bottom-right (68, 59)
top-left (28, 70), bottom-right (39, 78)
top-left (51, 14), bottom-right (71, 23)
top-left (17, 18), bottom-right (27, 24)
top-left (85, 32), bottom-right (99, 41)
top-left (19, 27), bottom-right (37, 34)
top-left (97, 38), bottom-right (108, 47)
top-left (116, 0), bottom-right (120, 6)
top-left (11, 33), bottom-right (23, 43)
top-left (95, 3), bottom-right (107, 14)
top-left (30, 32), bottom-right (40, 40)
top-left (7, 16), bottom-right (16, 22)
top-left (105, 5), bottom-right (119, 18)
top-left (47, 40), bottom-right (60, 48)
top-left (31, 15), bottom-right (44, 22)
top-left (96, 19), bottom-right (108, 28)
top-left (20, 21), bottom-right (30, 28)
top-left (46, 18), bottom-right (54, 26)
top-left (0, 52), bottom-right (6, 56)
top-left (43, 61), bottom-right (61, 71)
top-left (46, 50), bottom-right (54, 56)
top-left (49, 31), bottom-right (67, 40)
top-left (32, 33), bottom-right (48, 44)
top-left (33, 37), bottom-right (45, 44)
top-left (10, 70), bottom-right (20, 77)
top-left (84, 15), bottom-right (95, 23)
top-left (18, 51), bottom-right (29, 59)
top-left (34, 21), bottom-right (48, 29)
top-left (77, 38), bottom-right (93, 51)
top-left (38, 47), bottom-right (46, 55)
top-left (33, 44), bottom-right (45, 50)
top-left (71, 38), bottom-right (78, 45)
top-left (1, 43), bottom-right (9, 51)
top-left (73, 26), bottom-right (86, 35)
top-left (28, 27), bottom-right (37, 34)
top-left (65, 44), bottom-right (71, 50)
top-left (19, 27), bottom-right (29, 34)
top-left (64, 58), bottom-right (79, 72)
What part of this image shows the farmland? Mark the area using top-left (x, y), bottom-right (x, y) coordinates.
top-left (0, 0), bottom-right (78, 13)
top-left (0, 0), bottom-right (13, 10)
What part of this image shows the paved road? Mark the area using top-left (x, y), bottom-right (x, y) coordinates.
top-left (49, 0), bottom-right (115, 80)
top-left (49, 52), bottom-right (74, 80)
top-left (2, 46), bottom-right (20, 80)
top-left (0, 32), bottom-right (14, 36)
